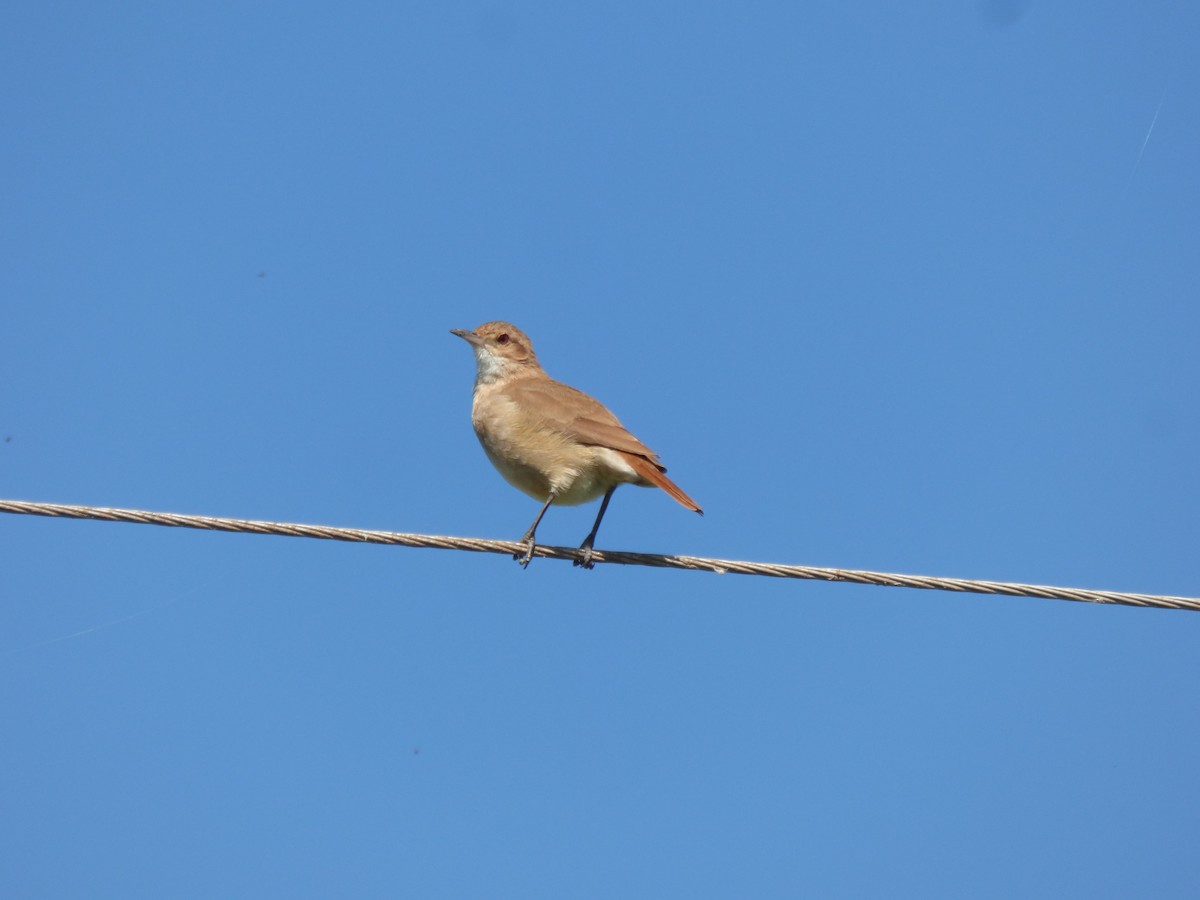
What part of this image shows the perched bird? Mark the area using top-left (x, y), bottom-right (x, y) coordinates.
top-left (451, 321), bottom-right (702, 568)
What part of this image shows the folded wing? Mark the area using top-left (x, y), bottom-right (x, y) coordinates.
top-left (502, 377), bottom-right (702, 514)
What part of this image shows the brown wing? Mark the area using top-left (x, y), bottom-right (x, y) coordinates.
top-left (503, 377), bottom-right (662, 461)
top-left (500, 376), bottom-right (703, 514)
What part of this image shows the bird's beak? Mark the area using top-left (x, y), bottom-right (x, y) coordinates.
top-left (450, 328), bottom-right (483, 347)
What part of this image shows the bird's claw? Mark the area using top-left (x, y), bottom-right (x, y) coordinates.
top-left (573, 544), bottom-right (597, 570)
top-left (514, 536), bottom-right (536, 568)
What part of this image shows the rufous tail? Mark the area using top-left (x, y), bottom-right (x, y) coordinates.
top-left (619, 452), bottom-right (703, 515)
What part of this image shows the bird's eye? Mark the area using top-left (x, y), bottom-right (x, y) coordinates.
top-left (497, 333), bottom-right (510, 344)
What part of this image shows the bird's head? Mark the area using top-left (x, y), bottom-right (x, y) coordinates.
top-left (451, 321), bottom-right (541, 383)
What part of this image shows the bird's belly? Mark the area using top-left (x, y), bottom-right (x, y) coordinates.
top-left (479, 442), bottom-right (556, 501)
top-left (479, 439), bottom-right (620, 506)
top-left (471, 388), bottom-right (645, 506)
top-left (474, 423), bottom-right (639, 506)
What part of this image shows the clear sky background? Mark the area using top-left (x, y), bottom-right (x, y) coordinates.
top-left (3, 2), bottom-right (1198, 897)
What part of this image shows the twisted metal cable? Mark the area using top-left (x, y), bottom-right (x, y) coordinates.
top-left (2, 499), bottom-right (1196, 612)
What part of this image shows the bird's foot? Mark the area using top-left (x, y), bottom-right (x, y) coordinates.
top-left (573, 542), bottom-right (597, 570)
top-left (515, 534), bottom-right (536, 568)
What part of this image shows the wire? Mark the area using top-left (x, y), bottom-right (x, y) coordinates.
top-left (2, 499), bottom-right (1195, 612)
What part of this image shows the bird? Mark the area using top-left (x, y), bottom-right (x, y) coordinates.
top-left (451, 321), bottom-right (702, 568)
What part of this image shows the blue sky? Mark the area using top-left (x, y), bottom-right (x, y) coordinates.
top-left (3, 2), bottom-right (1198, 896)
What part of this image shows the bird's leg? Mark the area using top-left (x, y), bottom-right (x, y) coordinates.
top-left (574, 486), bottom-right (616, 570)
top-left (517, 492), bottom-right (556, 568)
